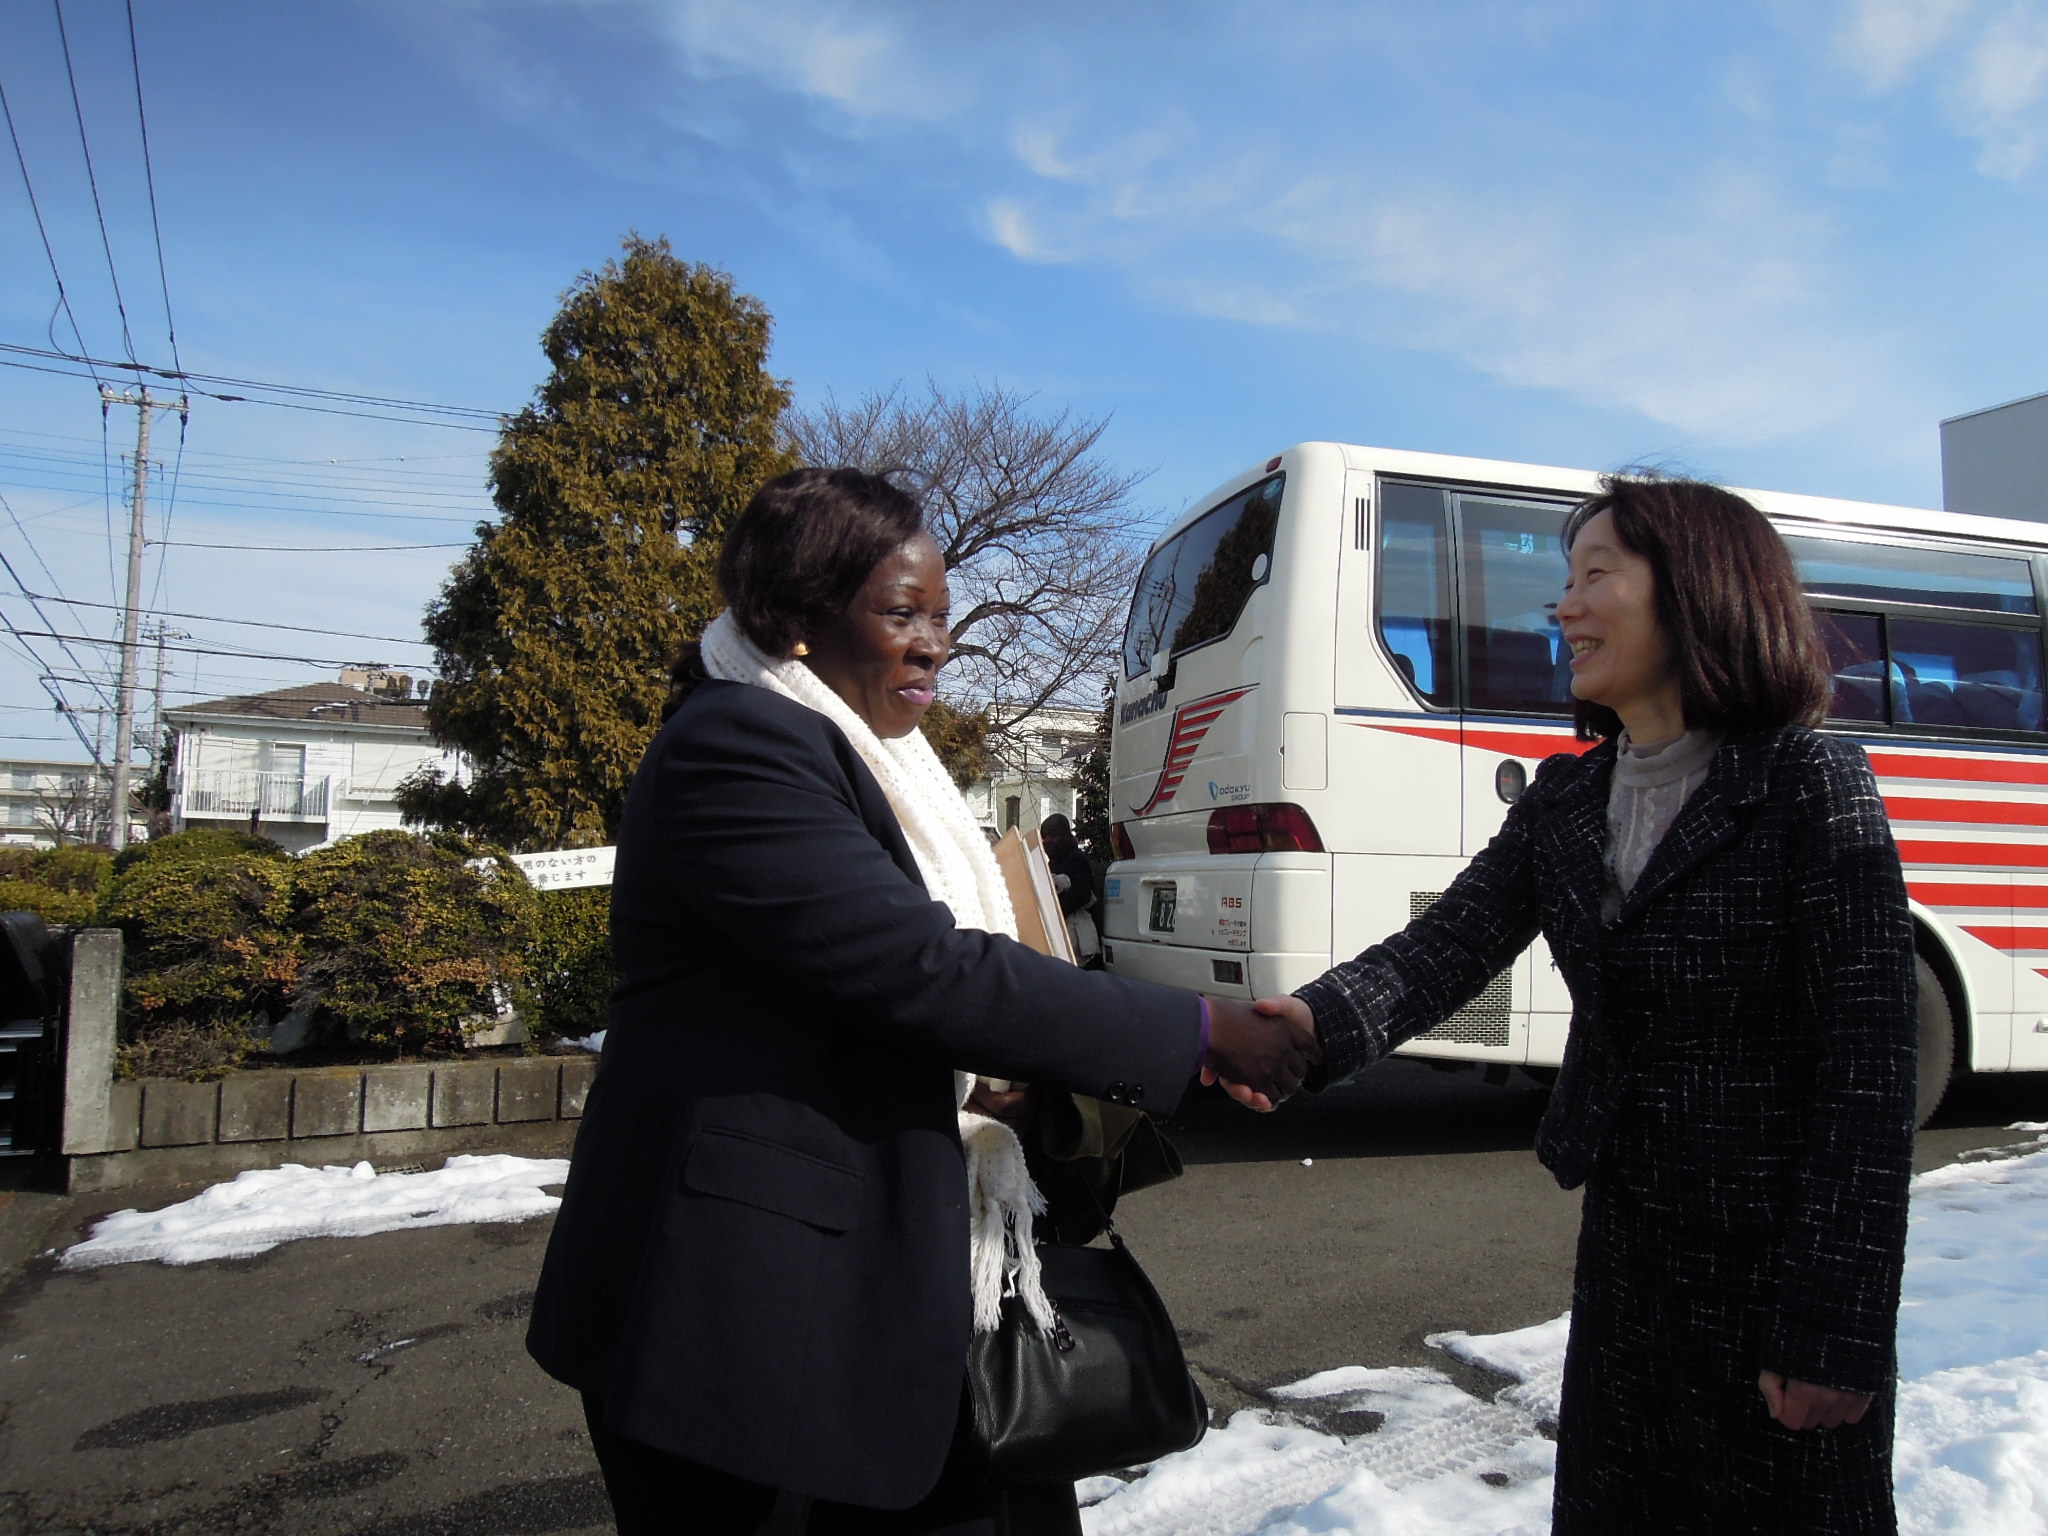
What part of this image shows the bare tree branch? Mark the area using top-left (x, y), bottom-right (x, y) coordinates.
top-left (786, 381), bottom-right (1146, 741)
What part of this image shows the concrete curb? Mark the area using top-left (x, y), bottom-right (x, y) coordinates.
top-left (67, 1056), bottom-right (596, 1193)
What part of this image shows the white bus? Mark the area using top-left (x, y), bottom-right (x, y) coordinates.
top-left (1102, 441), bottom-right (2048, 1122)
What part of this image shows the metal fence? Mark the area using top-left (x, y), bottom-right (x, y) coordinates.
top-left (179, 770), bottom-right (331, 821)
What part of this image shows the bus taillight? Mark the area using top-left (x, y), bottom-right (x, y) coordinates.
top-left (1206, 803), bottom-right (1325, 855)
top-left (1111, 822), bottom-right (1136, 861)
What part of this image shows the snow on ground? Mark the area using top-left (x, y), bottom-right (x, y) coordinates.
top-left (57, 1126), bottom-right (2048, 1532)
top-left (60, 1155), bottom-right (569, 1268)
top-left (1083, 1127), bottom-right (2048, 1536)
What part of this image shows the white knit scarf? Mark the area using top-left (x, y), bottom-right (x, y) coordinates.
top-left (698, 611), bottom-right (1056, 1334)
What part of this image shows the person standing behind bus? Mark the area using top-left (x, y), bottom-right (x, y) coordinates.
top-left (1039, 813), bottom-right (1102, 967)
top-left (1258, 475), bottom-right (1916, 1534)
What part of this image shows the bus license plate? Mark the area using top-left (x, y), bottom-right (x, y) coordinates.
top-left (1149, 885), bottom-right (1176, 933)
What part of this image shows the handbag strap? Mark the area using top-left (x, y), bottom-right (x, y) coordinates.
top-left (1081, 1177), bottom-right (1129, 1252)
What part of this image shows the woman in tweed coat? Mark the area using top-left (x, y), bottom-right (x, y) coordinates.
top-left (1263, 476), bottom-right (1917, 1532)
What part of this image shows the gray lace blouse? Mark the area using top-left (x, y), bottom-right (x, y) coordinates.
top-left (1601, 728), bottom-right (1724, 922)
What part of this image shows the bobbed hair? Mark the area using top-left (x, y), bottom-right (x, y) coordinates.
top-left (664, 467), bottom-right (926, 720)
top-left (1562, 473), bottom-right (1830, 741)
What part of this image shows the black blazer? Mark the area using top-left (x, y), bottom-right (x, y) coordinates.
top-left (1296, 727), bottom-right (1916, 1394)
top-left (526, 681), bottom-right (1200, 1507)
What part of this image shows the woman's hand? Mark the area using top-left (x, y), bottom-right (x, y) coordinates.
top-left (1757, 1371), bottom-right (1872, 1431)
top-left (965, 1079), bottom-right (1035, 1130)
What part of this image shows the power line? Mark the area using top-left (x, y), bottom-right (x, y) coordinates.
top-left (0, 466), bottom-right (488, 523)
top-left (0, 69), bottom-right (99, 379)
top-left (8, 590), bottom-right (432, 648)
top-left (156, 538), bottom-right (468, 552)
top-left (0, 502), bottom-right (117, 709)
top-left (0, 443), bottom-right (493, 500)
top-left (0, 342), bottom-right (502, 421)
top-left (11, 626), bottom-right (431, 670)
top-left (51, 0), bottom-right (138, 364)
top-left (123, 0), bottom-right (180, 378)
top-left (0, 426), bottom-right (488, 477)
top-left (0, 353), bottom-right (503, 433)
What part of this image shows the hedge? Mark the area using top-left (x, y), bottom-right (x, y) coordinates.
top-left (104, 848), bottom-right (300, 1080)
top-left (5, 827), bottom-right (608, 1077)
top-left (290, 829), bottom-right (535, 1056)
top-left (514, 885), bottom-right (615, 1041)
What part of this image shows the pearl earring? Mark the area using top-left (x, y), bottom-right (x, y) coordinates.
top-left (792, 641), bottom-right (810, 657)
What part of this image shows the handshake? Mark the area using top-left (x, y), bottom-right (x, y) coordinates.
top-left (1202, 995), bottom-right (1321, 1112)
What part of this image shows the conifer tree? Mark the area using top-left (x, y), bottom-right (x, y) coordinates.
top-left (405, 236), bottom-right (795, 848)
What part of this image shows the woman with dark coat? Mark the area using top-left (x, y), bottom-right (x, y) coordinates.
top-left (1260, 476), bottom-right (1917, 1533)
top-left (526, 467), bottom-right (1316, 1536)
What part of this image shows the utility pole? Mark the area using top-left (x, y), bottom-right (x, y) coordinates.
top-left (144, 620), bottom-right (190, 828)
top-left (98, 385), bottom-right (188, 850)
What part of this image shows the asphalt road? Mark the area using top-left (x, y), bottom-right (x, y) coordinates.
top-left (0, 1060), bottom-right (2039, 1535)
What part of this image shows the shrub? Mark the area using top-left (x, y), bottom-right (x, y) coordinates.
top-left (291, 829), bottom-right (534, 1056)
top-left (35, 844), bottom-right (113, 896)
top-left (112, 825), bottom-right (287, 875)
top-left (0, 877), bottom-right (100, 927)
top-left (0, 848), bottom-right (38, 884)
top-left (515, 886), bottom-right (616, 1041)
top-left (104, 849), bottom-right (300, 1080)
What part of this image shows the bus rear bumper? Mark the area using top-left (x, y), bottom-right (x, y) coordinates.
top-left (1102, 941), bottom-right (1332, 1001)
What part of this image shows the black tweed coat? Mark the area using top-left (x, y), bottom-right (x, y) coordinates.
top-left (1296, 726), bottom-right (1917, 1394)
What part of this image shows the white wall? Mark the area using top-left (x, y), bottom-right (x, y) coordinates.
top-left (173, 717), bottom-right (463, 849)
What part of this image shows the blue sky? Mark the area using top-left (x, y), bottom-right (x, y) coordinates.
top-left (1, 0), bottom-right (2045, 764)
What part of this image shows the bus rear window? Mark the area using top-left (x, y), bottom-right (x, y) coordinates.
top-left (1122, 474), bottom-right (1283, 677)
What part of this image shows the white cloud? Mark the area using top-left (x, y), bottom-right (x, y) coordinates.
top-left (978, 123), bottom-right (1915, 447)
top-left (662, 0), bottom-right (963, 122)
top-left (984, 198), bottom-right (1067, 263)
top-left (1838, 0), bottom-right (1976, 89)
top-left (1835, 0), bottom-right (2048, 178)
top-left (1958, 1), bottom-right (2048, 173)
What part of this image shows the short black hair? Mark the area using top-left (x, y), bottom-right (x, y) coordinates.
top-left (665, 467), bottom-right (925, 719)
top-left (720, 467), bottom-right (925, 655)
top-left (1562, 473), bottom-right (1829, 740)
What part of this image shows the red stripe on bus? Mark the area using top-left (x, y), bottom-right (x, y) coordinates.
top-left (1462, 726), bottom-right (1597, 758)
top-left (1867, 750), bottom-right (2048, 785)
top-left (1885, 796), bottom-right (2048, 827)
top-left (1960, 926), bottom-right (2048, 950)
top-left (1897, 839), bottom-right (2048, 868)
top-left (1359, 722), bottom-right (1595, 758)
top-left (1907, 881), bottom-right (2039, 908)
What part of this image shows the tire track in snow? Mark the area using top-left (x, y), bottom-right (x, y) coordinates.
top-left (1084, 1392), bottom-right (1541, 1536)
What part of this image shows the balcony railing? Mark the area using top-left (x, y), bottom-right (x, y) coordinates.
top-left (180, 769), bottom-right (331, 822)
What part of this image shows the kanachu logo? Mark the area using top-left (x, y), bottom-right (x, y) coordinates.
top-left (1128, 686), bottom-right (1255, 815)
top-left (1118, 690), bottom-right (1171, 727)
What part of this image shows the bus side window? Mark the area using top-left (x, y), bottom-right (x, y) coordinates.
top-left (1458, 498), bottom-right (1571, 716)
top-left (1377, 483), bottom-right (1452, 706)
top-left (1890, 616), bottom-right (2046, 733)
top-left (1816, 611), bottom-right (1888, 723)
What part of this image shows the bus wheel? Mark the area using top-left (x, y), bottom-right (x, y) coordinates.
top-left (1915, 953), bottom-right (1957, 1130)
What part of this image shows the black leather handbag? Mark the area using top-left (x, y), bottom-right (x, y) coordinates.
top-left (965, 1213), bottom-right (1208, 1484)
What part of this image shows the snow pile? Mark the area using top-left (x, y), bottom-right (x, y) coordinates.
top-left (1083, 1132), bottom-right (2048, 1536)
top-left (561, 1030), bottom-right (606, 1052)
top-left (61, 1154), bottom-right (569, 1268)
